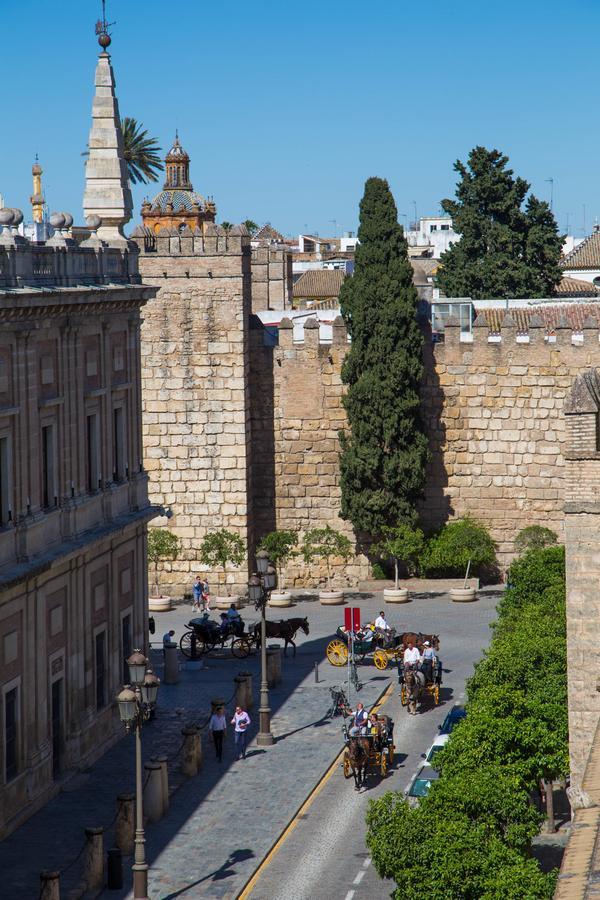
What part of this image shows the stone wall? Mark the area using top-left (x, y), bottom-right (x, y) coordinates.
top-left (135, 226), bottom-right (253, 596)
top-left (250, 246), bottom-right (292, 312)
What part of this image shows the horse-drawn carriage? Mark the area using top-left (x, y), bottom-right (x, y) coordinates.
top-left (342, 715), bottom-right (395, 788)
top-left (326, 626), bottom-right (377, 666)
top-left (326, 627), bottom-right (439, 672)
top-left (398, 658), bottom-right (442, 713)
top-left (179, 616), bottom-right (252, 658)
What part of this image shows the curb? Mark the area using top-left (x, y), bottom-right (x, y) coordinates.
top-left (236, 679), bottom-right (394, 899)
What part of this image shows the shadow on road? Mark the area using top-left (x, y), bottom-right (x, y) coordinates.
top-left (162, 848), bottom-right (255, 898)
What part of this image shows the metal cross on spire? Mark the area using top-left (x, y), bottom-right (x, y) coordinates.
top-left (95, 0), bottom-right (116, 50)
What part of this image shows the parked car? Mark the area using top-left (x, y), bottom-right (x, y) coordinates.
top-left (425, 733), bottom-right (449, 763)
top-left (406, 763), bottom-right (440, 807)
top-left (439, 704), bottom-right (466, 735)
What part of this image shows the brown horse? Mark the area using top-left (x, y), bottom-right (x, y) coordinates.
top-left (252, 617), bottom-right (309, 656)
top-left (400, 632), bottom-right (440, 651)
top-left (345, 736), bottom-right (370, 790)
top-left (404, 668), bottom-right (425, 715)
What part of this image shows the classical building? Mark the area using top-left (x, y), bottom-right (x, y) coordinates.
top-left (0, 31), bottom-right (156, 837)
top-left (141, 134), bottom-right (216, 234)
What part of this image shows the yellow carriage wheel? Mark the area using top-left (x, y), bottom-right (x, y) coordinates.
top-left (380, 752), bottom-right (387, 777)
top-left (400, 684), bottom-right (408, 706)
top-left (373, 650), bottom-right (388, 670)
top-left (343, 755), bottom-right (352, 778)
top-left (326, 639), bottom-right (348, 667)
top-left (388, 744), bottom-right (395, 765)
top-left (433, 684), bottom-right (440, 705)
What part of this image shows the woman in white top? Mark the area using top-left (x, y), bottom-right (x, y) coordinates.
top-left (231, 706), bottom-right (251, 760)
top-left (209, 706), bottom-right (227, 762)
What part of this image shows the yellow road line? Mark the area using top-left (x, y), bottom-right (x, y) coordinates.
top-left (237, 681), bottom-right (395, 900)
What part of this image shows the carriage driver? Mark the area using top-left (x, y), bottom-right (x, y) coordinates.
top-left (348, 702), bottom-right (369, 736)
top-left (421, 640), bottom-right (437, 682)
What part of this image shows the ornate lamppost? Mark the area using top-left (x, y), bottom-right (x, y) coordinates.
top-left (116, 651), bottom-right (160, 900)
top-left (249, 549), bottom-right (277, 745)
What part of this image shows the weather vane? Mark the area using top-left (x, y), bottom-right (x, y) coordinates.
top-left (95, 0), bottom-right (116, 50)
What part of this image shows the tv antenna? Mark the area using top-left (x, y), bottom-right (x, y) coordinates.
top-left (95, 1), bottom-right (116, 49)
top-left (545, 178), bottom-right (554, 211)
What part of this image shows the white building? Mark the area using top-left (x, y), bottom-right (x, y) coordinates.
top-left (405, 216), bottom-right (459, 259)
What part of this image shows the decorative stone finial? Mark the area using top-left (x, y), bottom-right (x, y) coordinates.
top-left (95, 0), bottom-right (114, 53)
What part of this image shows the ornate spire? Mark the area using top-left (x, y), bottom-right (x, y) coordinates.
top-left (164, 132), bottom-right (192, 190)
top-left (30, 155), bottom-right (45, 224)
top-left (83, 10), bottom-right (132, 245)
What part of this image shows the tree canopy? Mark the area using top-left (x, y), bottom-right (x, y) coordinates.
top-left (120, 117), bottom-right (163, 185)
top-left (436, 147), bottom-right (563, 299)
top-left (338, 177), bottom-right (429, 536)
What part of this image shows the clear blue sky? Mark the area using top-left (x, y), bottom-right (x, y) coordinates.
top-left (1, 0), bottom-right (598, 238)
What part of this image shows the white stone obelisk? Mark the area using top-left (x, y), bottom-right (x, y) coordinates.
top-left (83, 39), bottom-right (132, 246)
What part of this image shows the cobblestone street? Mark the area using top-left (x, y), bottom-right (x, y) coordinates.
top-left (0, 589), bottom-right (499, 899)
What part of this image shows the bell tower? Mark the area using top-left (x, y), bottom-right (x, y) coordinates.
top-left (164, 132), bottom-right (192, 190)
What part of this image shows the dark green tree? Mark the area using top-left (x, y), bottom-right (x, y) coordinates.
top-left (120, 118), bottom-right (163, 185)
top-left (338, 177), bottom-right (429, 535)
top-left (437, 147), bottom-right (563, 299)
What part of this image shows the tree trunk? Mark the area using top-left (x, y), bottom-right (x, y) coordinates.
top-left (326, 557), bottom-right (331, 591)
top-left (542, 779), bottom-right (555, 833)
top-left (394, 558), bottom-right (399, 590)
top-left (154, 561), bottom-right (159, 597)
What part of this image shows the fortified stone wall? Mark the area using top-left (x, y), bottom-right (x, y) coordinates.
top-left (134, 225), bottom-right (253, 596)
top-left (250, 246), bottom-right (292, 312)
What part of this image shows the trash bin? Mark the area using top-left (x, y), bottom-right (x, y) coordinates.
top-left (107, 846), bottom-right (123, 890)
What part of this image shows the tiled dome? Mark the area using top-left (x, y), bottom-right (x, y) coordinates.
top-left (150, 189), bottom-right (206, 212)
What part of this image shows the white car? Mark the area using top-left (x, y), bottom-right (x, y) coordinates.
top-left (425, 733), bottom-right (449, 763)
top-left (405, 763), bottom-right (440, 807)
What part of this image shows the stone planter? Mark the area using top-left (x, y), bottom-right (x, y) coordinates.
top-left (215, 595), bottom-right (241, 610)
top-left (319, 590), bottom-right (344, 605)
top-left (268, 591), bottom-right (293, 608)
top-left (149, 596), bottom-right (172, 613)
top-left (450, 587), bottom-right (478, 603)
top-left (383, 588), bottom-right (410, 603)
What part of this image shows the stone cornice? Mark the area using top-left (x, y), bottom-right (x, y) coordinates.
top-left (0, 284), bottom-right (156, 321)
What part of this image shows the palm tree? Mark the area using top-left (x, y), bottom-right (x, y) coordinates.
top-left (120, 118), bottom-right (163, 185)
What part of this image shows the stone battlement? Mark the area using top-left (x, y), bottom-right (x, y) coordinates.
top-left (443, 311), bottom-right (600, 352)
top-left (277, 315), bottom-right (349, 348)
top-left (0, 233), bottom-right (139, 290)
top-left (131, 222), bottom-right (250, 256)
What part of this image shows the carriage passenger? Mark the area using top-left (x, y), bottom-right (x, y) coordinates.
top-left (219, 612), bottom-right (229, 636)
top-left (403, 640), bottom-right (421, 670)
top-left (227, 603), bottom-right (241, 622)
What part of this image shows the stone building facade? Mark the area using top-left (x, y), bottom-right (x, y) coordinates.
top-left (0, 35), bottom-right (156, 837)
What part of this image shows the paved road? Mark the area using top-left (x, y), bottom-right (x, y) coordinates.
top-left (245, 589), bottom-right (500, 900)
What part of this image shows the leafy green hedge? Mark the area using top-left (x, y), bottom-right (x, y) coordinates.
top-left (366, 545), bottom-right (567, 899)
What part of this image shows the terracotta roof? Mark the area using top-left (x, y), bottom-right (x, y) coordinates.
top-left (554, 276), bottom-right (599, 297)
top-left (478, 303), bottom-right (600, 334)
top-left (253, 223), bottom-right (284, 243)
top-left (562, 231), bottom-right (600, 270)
top-left (292, 269), bottom-right (346, 299)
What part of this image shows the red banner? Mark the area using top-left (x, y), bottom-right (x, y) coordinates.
top-left (344, 608), bottom-right (352, 631)
top-left (352, 607), bottom-right (361, 631)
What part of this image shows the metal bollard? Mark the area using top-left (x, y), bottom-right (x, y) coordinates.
top-left (83, 827), bottom-right (104, 891)
top-left (115, 793), bottom-right (135, 855)
top-left (163, 641), bottom-right (180, 684)
top-left (153, 754), bottom-right (169, 812)
top-left (314, 661), bottom-right (319, 683)
top-left (107, 846), bottom-right (123, 890)
top-left (39, 871), bottom-right (60, 900)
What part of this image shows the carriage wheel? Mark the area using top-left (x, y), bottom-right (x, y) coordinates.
top-left (380, 752), bottom-right (387, 777)
top-left (433, 684), bottom-right (440, 706)
top-left (388, 744), bottom-right (395, 765)
top-left (343, 756), bottom-right (352, 779)
top-left (179, 631), bottom-right (208, 658)
top-left (232, 638), bottom-right (251, 659)
top-left (400, 684), bottom-right (408, 707)
top-left (373, 650), bottom-right (388, 671)
top-left (327, 640), bottom-right (348, 667)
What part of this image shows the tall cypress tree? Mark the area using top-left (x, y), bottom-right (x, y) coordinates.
top-left (437, 146), bottom-right (563, 299)
top-left (338, 177), bottom-right (429, 536)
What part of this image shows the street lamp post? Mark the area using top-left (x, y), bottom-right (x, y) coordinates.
top-left (116, 651), bottom-right (160, 900)
top-left (249, 550), bottom-right (277, 745)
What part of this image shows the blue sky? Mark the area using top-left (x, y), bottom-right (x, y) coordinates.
top-left (1, 0), bottom-right (598, 238)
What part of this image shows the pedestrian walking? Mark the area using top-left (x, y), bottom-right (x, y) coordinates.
top-left (192, 576), bottom-right (203, 611)
top-left (209, 706), bottom-right (227, 762)
top-left (201, 578), bottom-right (211, 611)
top-left (231, 705), bottom-right (251, 760)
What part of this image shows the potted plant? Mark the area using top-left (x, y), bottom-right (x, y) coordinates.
top-left (199, 529), bottom-right (246, 608)
top-left (258, 529), bottom-right (298, 607)
top-left (302, 525), bottom-right (352, 605)
top-left (421, 517), bottom-right (496, 601)
top-left (373, 524), bottom-right (425, 602)
top-left (147, 528), bottom-right (180, 612)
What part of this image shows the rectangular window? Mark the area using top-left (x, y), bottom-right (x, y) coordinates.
top-left (86, 414), bottom-right (99, 493)
top-left (440, 224), bottom-right (450, 231)
top-left (5, 687), bottom-right (18, 782)
top-left (121, 614), bottom-right (132, 684)
top-left (0, 435), bottom-right (11, 525)
top-left (42, 424), bottom-right (57, 508)
top-left (430, 225), bottom-right (438, 232)
top-left (113, 407), bottom-right (126, 482)
top-left (95, 631), bottom-right (106, 710)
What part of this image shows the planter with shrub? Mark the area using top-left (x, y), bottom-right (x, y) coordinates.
top-left (302, 526), bottom-right (352, 604)
top-left (421, 517), bottom-right (497, 600)
top-left (258, 529), bottom-right (298, 607)
top-left (147, 528), bottom-right (180, 611)
top-left (199, 529), bottom-right (245, 607)
top-left (373, 524), bottom-right (425, 603)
